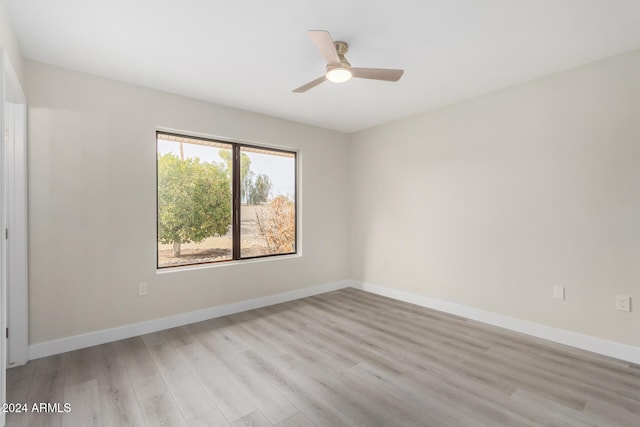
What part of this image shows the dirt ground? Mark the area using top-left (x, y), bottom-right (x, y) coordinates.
top-left (158, 205), bottom-right (270, 267)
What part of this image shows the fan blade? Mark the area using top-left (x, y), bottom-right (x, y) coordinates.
top-left (352, 68), bottom-right (404, 82)
top-left (308, 30), bottom-right (340, 66)
top-left (292, 76), bottom-right (327, 93)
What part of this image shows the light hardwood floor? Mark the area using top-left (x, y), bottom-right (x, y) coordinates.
top-left (6, 288), bottom-right (640, 426)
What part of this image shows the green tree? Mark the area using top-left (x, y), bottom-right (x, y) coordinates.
top-left (158, 154), bottom-right (231, 257)
top-left (248, 173), bottom-right (272, 205)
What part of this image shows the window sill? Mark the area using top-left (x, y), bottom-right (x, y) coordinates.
top-left (156, 252), bottom-right (302, 274)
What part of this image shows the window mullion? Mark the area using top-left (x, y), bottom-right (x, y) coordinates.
top-left (232, 144), bottom-right (241, 260)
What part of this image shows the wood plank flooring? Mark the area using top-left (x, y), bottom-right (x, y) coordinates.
top-left (6, 288), bottom-right (640, 426)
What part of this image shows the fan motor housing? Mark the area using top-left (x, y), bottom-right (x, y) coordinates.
top-left (329, 41), bottom-right (351, 71)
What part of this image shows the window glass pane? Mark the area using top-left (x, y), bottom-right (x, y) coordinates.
top-left (157, 133), bottom-right (233, 267)
top-left (240, 147), bottom-right (296, 258)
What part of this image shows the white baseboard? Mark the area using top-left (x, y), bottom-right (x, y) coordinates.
top-left (351, 281), bottom-right (640, 365)
top-left (27, 279), bottom-right (640, 365)
top-left (28, 280), bottom-right (351, 360)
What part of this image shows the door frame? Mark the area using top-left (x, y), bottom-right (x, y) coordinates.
top-left (4, 52), bottom-right (28, 367)
top-left (1, 49), bottom-right (29, 375)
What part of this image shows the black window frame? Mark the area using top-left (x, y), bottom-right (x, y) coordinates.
top-left (156, 131), bottom-right (298, 269)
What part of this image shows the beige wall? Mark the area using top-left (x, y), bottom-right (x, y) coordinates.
top-left (26, 61), bottom-right (350, 344)
top-left (23, 45), bottom-right (640, 349)
top-left (350, 50), bottom-right (640, 347)
top-left (0, 0), bottom-right (23, 83)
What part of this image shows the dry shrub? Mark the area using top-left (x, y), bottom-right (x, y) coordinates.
top-left (255, 195), bottom-right (295, 253)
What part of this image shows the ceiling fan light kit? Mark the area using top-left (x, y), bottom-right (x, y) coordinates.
top-left (326, 67), bottom-right (352, 83)
top-left (293, 30), bottom-right (404, 93)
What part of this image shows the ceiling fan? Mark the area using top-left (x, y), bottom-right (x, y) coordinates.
top-left (293, 30), bottom-right (404, 93)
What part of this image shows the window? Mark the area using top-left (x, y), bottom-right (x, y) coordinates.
top-left (157, 132), bottom-right (297, 268)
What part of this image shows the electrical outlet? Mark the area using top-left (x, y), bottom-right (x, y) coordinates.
top-left (138, 282), bottom-right (148, 296)
top-left (553, 286), bottom-right (565, 300)
top-left (616, 295), bottom-right (631, 312)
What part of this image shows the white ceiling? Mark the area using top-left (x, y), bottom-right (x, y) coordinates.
top-left (7, 0), bottom-right (640, 133)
